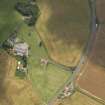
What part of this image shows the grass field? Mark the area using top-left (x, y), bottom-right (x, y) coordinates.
top-left (36, 0), bottom-right (91, 67)
top-left (18, 23), bottom-right (72, 103)
top-left (53, 91), bottom-right (102, 105)
top-left (76, 25), bottom-right (105, 102)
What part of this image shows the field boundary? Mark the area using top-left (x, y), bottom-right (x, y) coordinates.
top-left (35, 29), bottom-right (76, 70)
top-left (76, 86), bottom-right (105, 104)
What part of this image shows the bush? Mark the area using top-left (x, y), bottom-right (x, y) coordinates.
top-left (22, 55), bottom-right (27, 67)
top-left (2, 40), bottom-right (13, 49)
top-left (15, 69), bottom-right (26, 79)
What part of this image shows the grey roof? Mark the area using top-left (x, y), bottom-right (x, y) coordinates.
top-left (14, 43), bottom-right (29, 56)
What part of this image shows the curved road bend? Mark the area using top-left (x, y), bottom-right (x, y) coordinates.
top-left (48, 0), bottom-right (97, 105)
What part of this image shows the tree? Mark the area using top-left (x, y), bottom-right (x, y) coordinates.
top-left (15, 1), bottom-right (39, 26)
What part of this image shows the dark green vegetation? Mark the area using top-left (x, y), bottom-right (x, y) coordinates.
top-left (15, 69), bottom-right (26, 79)
top-left (15, 1), bottom-right (39, 26)
top-left (0, 0), bottom-right (39, 43)
top-left (15, 56), bottom-right (27, 79)
top-left (2, 40), bottom-right (13, 49)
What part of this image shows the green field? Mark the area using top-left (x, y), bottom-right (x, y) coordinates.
top-left (36, 0), bottom-right (91, 67)
top-left (18, 23), bottom-right (72, 103)
top-left (0, 0), bottom-right (22, 43)
top-left (0, 0), bottom-right (72, 104)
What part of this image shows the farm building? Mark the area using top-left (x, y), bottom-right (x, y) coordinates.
top-left (14, 42), bottom-right (29, 57)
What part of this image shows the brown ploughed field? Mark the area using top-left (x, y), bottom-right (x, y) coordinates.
top-left (0, 52), bottom-right (40, 105)
top-left (96, 0), bottom-right (105, 23)
top-left (36, 0), bottom-right (91, 67)
top-left (76, 24), bottom-right (105, 102)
